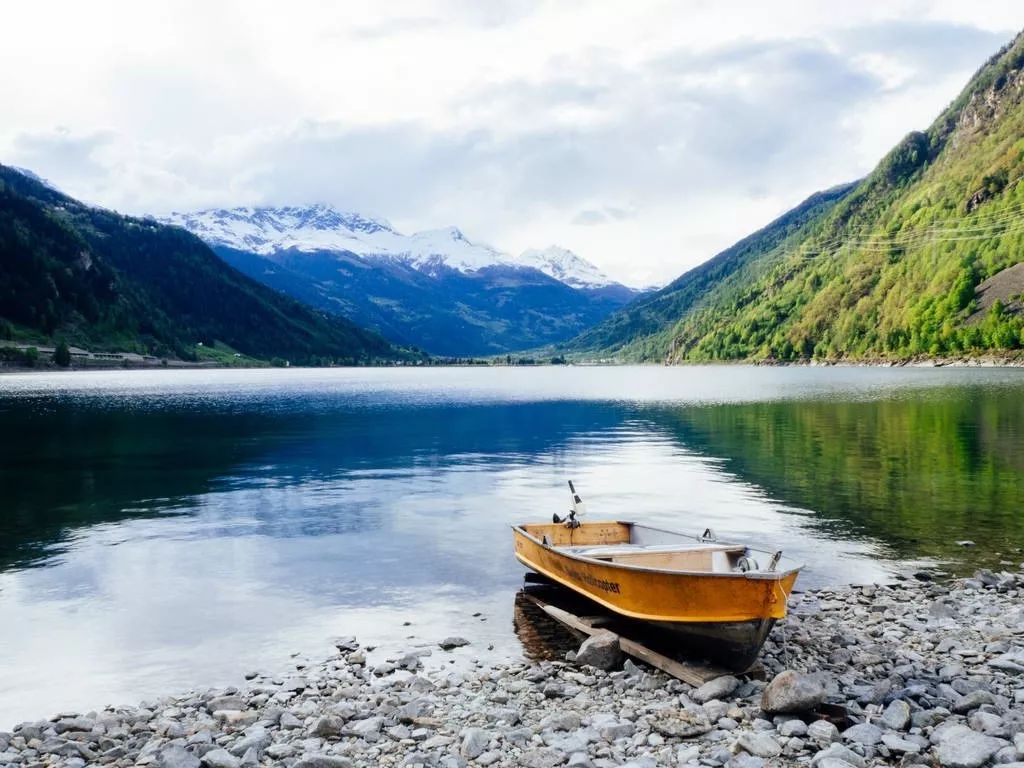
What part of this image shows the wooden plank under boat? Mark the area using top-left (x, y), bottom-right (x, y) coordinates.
top-left (512, 518), bottom-right (802, 671)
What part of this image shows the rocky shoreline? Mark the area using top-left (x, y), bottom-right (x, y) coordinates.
top-left (3, 566), bottom-right (1024, 768)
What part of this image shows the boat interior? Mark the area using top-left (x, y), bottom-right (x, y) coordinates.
top-left (518, 520), bottom-right (800, 576)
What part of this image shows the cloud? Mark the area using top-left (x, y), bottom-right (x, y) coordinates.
top-left (838, 20), bottom-right (1011, 88)
top-left (1, 2), bottom-right (1021, 285)
top-left (572, 207), bottom-right (635, 226)
top-left (12, 129), bottom-right (115, 184)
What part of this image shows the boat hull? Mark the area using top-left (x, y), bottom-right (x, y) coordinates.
top-left (513, 521), bottom-right (798, 670)
top-left (647, 618), bottom-right (777, 672)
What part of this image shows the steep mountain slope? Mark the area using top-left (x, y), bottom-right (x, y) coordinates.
top-left (562, 183), bottom-right (857, 359)
top-left (0, 165), bottom-right (398, 363)
top-left (569, 29), bottom-right (1024, 363)
top-left (166, 207), bottom-right (639, 355)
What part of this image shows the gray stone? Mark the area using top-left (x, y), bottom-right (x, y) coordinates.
top-left (761, 670), bottom-right (826, 714)
top-left (310, 716), bottom-right (343, 738)
top-left (729, 754), bottom-right (765, 768)
top-left (734, 732), bottom-right (781, 758)
top-left (968, 710), bottom-right (1003, 734)
top-left (811, 744), bottom-right (867, 768)
top-left (778, 719), bottom-right (808, 737)
top-left (205, 696), bottom-right (246, 714)
top-left (238, 745), bottom-right (258, 768)
top-left (54, 717), bottom-right (95, 734)
top-left (807, 720), bottom-right (839, 744)
top-left (460, 727), bottom-right (490, 760)
top-left (539, 712), bottom-right (581, 731)
top-left (279, 712), bottom-right (302, 729)
top-left (281, 677), bottom-right (308, 692)
top-left (650, 709), bottom-right (712, 738)
top-left (160, 746), bottom-right (201, 768)
top-left (347, 717), bottom-right (383, 739)
top-left (292, 756), bottom-right (354, 768)
top-left (395, 653), bottom-right (422, 671)
top-left (881, 734), bottom-right (921, 753)
top-left (566, 753), bottom-right (594, 768)
top-left (265, 744), bottom-right (295, 759)
top-left (934, 725), bottom-right (1003, 768)
top-left (574, 631), bottom-right (622, 671)
top-left (815, 759), bottom-right (860, 768)
top-left (600, 720), bottom-right (636, 741)
top-left (228, 729), bottom-right (270, 758)
top-left (693, 675), bottom-right (740, 704)
top-left (333, 636), bottom-right (359, 651)
top-left (952, 690), bottom-right (997, 713)
top-left (842, 722), bottom-right (882, 746)
top-left (880, 699), bottom-right (911, 731)
top-left (438, 637), bottom-right (470, 650)
top-left (397, 698), bottom-right (434, 722)
top-left (520, 746), bottom-right (569, 768)
top-left (200, 749), bottom-right (240, 768)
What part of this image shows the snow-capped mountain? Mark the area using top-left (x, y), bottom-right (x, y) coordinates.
top-left (516, 246), bottom-right (616, 289)
top-left (165, 205), bottom-right (395, 255)
top-left (164, 204), bottom-right (640, 356)
top-left (165, 206), bottom-right (513, 276)
top-left (164, 205), bottom-right (621, 287)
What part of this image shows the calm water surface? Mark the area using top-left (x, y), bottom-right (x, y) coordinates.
top-left (1, 366), bottom-right (1023, 725)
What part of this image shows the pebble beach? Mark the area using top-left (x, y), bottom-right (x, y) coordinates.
top-left (3, 566), bottom-right (1024, 768)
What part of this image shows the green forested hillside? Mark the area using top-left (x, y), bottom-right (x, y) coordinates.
top-left (565, 183), bottom-right (856, 359)
top-left (569, 30), bottom-right (1024, 363)
top-left (0, 165), bottom-right (400, 364)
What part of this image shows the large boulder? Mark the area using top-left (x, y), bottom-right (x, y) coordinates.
top-left (761, 670), bottom-right (826, 714)
top-left (574, 631), bottom-right (622, 670)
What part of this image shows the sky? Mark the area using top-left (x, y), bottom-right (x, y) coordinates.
top-left (2, 1), bottom-right (1023, 287)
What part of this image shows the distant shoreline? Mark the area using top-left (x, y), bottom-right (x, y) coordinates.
top-left (752, 354), bottom-right (1024, 368)
top-left (3, 354), bottom-right (1024, 374)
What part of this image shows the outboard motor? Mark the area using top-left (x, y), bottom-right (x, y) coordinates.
top-left (552, 480), bottom-right (585, 529)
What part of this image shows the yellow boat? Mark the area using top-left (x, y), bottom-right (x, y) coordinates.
top-left (512, 484), bottom-right (802, 671)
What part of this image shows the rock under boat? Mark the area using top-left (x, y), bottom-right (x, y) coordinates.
top-left (512, 483), bottom-right (803, 671)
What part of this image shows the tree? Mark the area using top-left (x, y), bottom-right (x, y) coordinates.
top-left (23, 346), bottom-right (38, 367)
top-left (54, 340), bottom-right (71, 367)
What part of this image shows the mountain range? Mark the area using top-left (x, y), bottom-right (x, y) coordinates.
top-left (4, 30), bottom-right (1024, 366)
top-left (562, 29), bottom-right (1024, 363)
top-left (0, 165), bottom-right (400, 364)
top-left (163, 207), bottom-right (640, 356)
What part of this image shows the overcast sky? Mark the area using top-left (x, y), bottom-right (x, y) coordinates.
top-left (2, 1), bottom-right (1022, 286)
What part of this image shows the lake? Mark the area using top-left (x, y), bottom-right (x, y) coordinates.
top-left (1, 365), bottom-right (1023, 726)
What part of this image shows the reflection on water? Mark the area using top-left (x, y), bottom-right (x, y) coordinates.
top-left (512, 590), bottom-right (579, 662)
top-left (0, 366), bottom-right (1022, 726)
top-left (651, 391), bottom-right (1024, 562)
